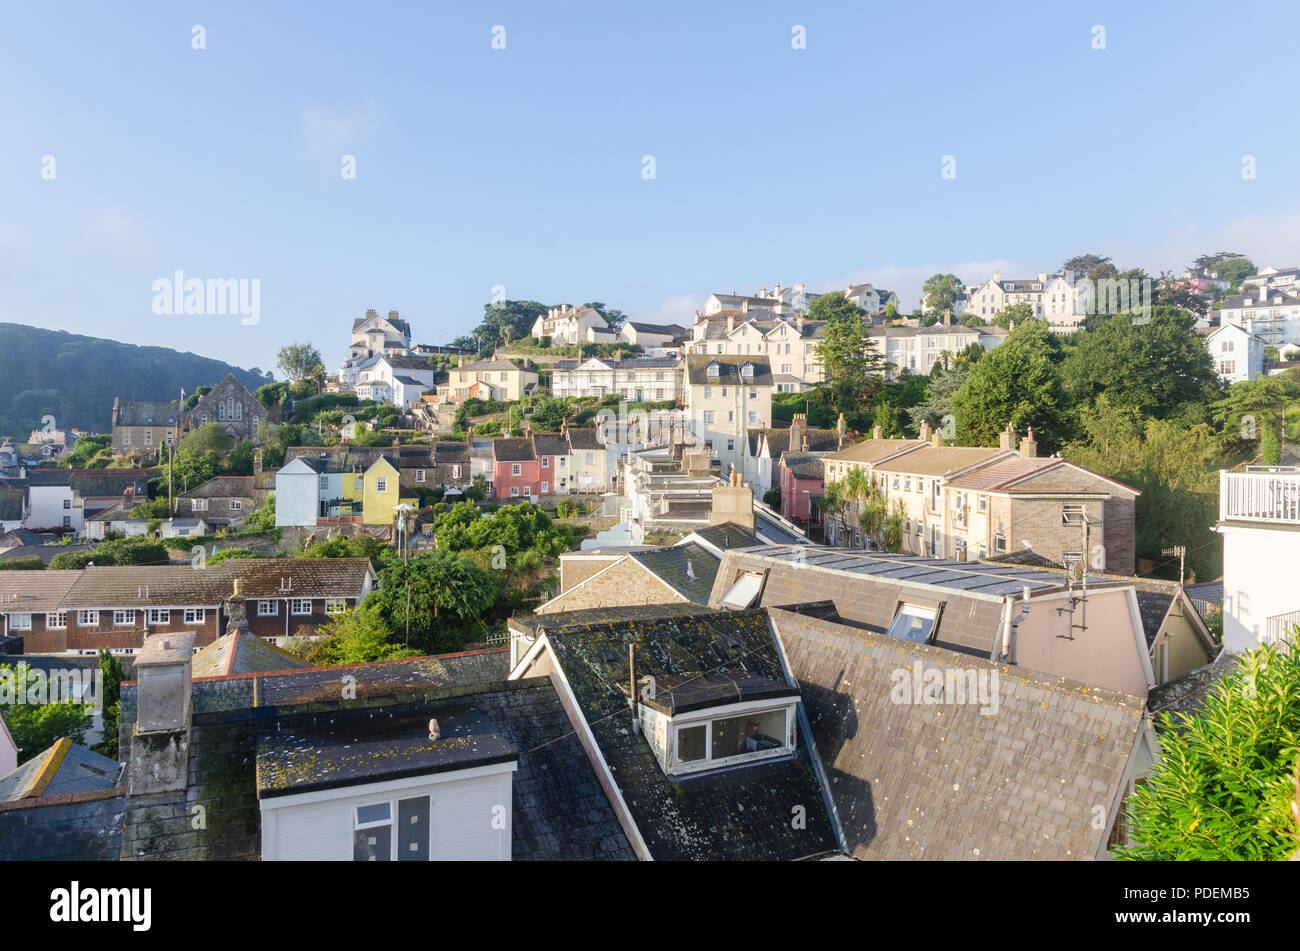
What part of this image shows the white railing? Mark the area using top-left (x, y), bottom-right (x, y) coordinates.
top-left (1264, 611), bottom-right (1300, 648)
top-left (1220, 469), bottom-right (1300, 524)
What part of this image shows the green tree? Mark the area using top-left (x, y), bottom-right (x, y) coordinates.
top-left (372, 549), bottom-right (501, 653)
top-left (1063, 306), bottom-right (1221, 421)
top-left (992, 301), bottom-right (1036, 330)
top-left (812, 292), bottom-right (883, 414)
top-left (277, 342), bottom-right (324, 383)
top-left (529, 398), bottom-right (569, 433)
top-left (1061, 253), bottom-right (1115, 281)
top-left (1212, 372), bottom-right (1300, 466)
top-left (296, 602), bottom-right (419, 666)
top-left (922, 274), bottom-right (963, 316)
top-left (0, 663), bottom-right (90, 764)
top-left (952, 319), bottom-right (1069, 453)
top-left (1116, 639), bottom-right (1300, 860)
top-left (906, 363), bottom-right (969, 433)
top-left (179, 423), bottom-right (235, 455)
top-left (94, 650), bottom-right (124, 760)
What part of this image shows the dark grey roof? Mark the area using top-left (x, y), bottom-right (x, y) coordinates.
top-left (0, 791), bottom-right (125, 861)
top-left (493, 437), bottom-right (535, 462)
top-left (692, 522), bottom-right (758, 551)
top-left (517, 606), bottom-right (839, 860)
top-left (180, 476), bottom-right (258, 500)
top-left (1184, 581), bottom-right (1223, 618)
top-left (115, 400), bottom-right (182, 427)
top-left (686, 355), bottom-right (773, 387)
top-left (566, 428), bottom-right (602, 451)
top-left (0, 489), bottom-right (24, 521)
top-left (773, 608), bottom-right (1147, 860)
top-left (0, 739), bottom-right (121, 802)
top-left (781, 451), bottom-right (828, 480)
top-left (26, 469), bottom-right (70, 487)
top-left (627, 321), bottom-right (686, 336)
top-left (630, 542), bottom-right (719, 604)
top-left (531, 433), bottom-right (569, 457)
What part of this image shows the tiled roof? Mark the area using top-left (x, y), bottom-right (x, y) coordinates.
top-left (762, 427), bottom-right (840, 456)
top-left (0, 571), bottom-right (83, 613)
top-left (180, 476), bottom-right (258, 500)
top-left (875, 446), bottom-right (1010, 477)
top-left (566, 428), bottom-right (602, 451)
top-left (630, 542), bottom-right (719, 604)
top-left (627, 321), bottom-right (686, 335)
top-left (531, 433), bottom-right (569, 457)
top-left (781, 452), bottom-right (828, 480)
top-left (0, 738), bottom-right (121, 802)
top-left (69, 470), bottom-right (160, 498)
top-left (517, 606), bottom-right (839, 860)
top-left (115, 401), bottom-right (182, 427)
top-left (824, 438), bottom-right (926, 464)
top-left (492, 437), bottom-right (535, 462)
top-left (0, 489), bottom-right (24, 521)
top-left (26, 469), bottom-right (70, 487)
top-left (685, 354), bottom-right (773, 386)
top-left (944, 455), bottom-right (1061, 491)
top-left (772, 608), bottom-right (1147, 859)
top-left (691, 522), bottom-right (758, 551)
top-left (191, 630), bottom-right (312, 678)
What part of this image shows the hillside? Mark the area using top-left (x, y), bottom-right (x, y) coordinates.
top-left (0, 323), bottom-right (274, 438)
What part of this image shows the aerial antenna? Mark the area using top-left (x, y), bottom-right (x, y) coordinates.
top-left (1162, 546), bottom-right (1186, 586)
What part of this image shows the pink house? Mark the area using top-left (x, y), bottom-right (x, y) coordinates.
top-left (492, 437), bottom-right (540, 499)
top-left (779, 451), bottom-right (826, 523)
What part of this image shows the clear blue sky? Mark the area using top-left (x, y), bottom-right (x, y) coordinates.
top-left (2, 1), bottom-right (1297, 374)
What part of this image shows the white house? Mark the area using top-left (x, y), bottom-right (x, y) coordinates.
top-left (1216, 288), bottom-right (1300, 349)
top-left (530, 305), bottom-right (606, 345)
top-left (275, 457), bottom-right (327, 527)
top-left (1205, 323), bottom-right (1265, 384)
top-left (683, 355), bottom-right (773, 477)
top-left (551, 356), bottom-right (682, 403)
top-left (24, 471), bottom-right (83, 534)
top-left (620, 321), bottom-right (685, 348)
top-left (844, 283), bottom-right (902, 315)
top-left (1216, 467), bottom-right (1300, 653)
top-left (868, 324), bottom-right (1008, 377)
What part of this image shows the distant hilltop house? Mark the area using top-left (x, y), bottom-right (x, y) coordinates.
top-left (1215, 286), bottom-right (1300, 349)
top-left (687, 310), bottom-right (826, 390)
top-left (960, 269), bottom-right (1094, 331)
top-left (705, 282), bottom-right (820, 317)
top-left (435, 360), bottom-right (538, 405)
top-left (842, 282), bottom-right (902, 315)
top-left (348, 308), bottom-right (411, 362)
top-left (1202, 323), bottom-right (1266, 384)
top-left (110, 373), bottom-right (265, 458)
top-left (529, 305), bottom-right (606, 345)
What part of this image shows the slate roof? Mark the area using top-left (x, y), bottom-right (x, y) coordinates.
top-left (771, 608), bottom-right (1147, 859)
top-left (378, 355), bottom-right (434, 371)
top-left (515, 605), bottom-right (840, 860)
top-left (627, 321), bottom-right (686, 336)
top-left (117, 650), bottom-right (633, 861)
top-left (0, 738), bottom-right (122, 802)
top-left (781, 452), bottom-right (828, 480)
top-left (191, 630), bottom-right (312, 678)
top-left (531, 433), bottom-right (570, 458)
top-left (566, 428), bottom-right (602, 451)
top-left (0, 544), bottom-right (91, 566)
top-left (0, 571), bottom-right (83, 613)
top-left (0, 528), bottom-right (44, 547)
top-left (0, 790), bottom-right (125, 861)
top-left (493, 437), bottom-right (536, 462)
top-left (629, 542), bottom-right (719, 604)
top-left (1184, 581), bottom-right (1223, 618)
top-left (685, 354), bottom-right (774, 387)
top-left (458, 359), bottom-right (530, 373)
top-left (180, 476), bottom-right (258, 500)
top-left (26, 469), bottom-right (70, 487)
top-left (691, 522), bottom-right (759, 551)
top-left (115, 401), bottom-right (182, 426)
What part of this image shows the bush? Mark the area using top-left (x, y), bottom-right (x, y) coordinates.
top-left (0, 555), bottom-right (45, 571)
top-left (48, 551), bottom-right (96, 570)
top-left (206, 548), bottom-right (261, 565)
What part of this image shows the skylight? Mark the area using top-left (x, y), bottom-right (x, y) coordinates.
top-left (720, 572), bottom-right (764, 609)
top-left (885, 602), bottom-right (938, 643)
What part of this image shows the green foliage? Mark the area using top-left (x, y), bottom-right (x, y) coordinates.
top-left (277, 342), bottom-right (323, 383)
top-left (555, 499), bottom-right (579, 518)
top-left (94, 650), bottom-right (124, 760)
top-left (906, 364), bottom-right (967, 434)
top-left (0, 322), bottom-right (269, 437)
top-left (294, 602), bottom-right (421, 666)
top-left (240, 494), bottom-right (276, 535)
top-left (1116, 639), bottom-right (1300, 860)
top-left (0, 555), bottom-right (45, 571)
top-left (813, 292), bottom-right (883, 414)
top-left (922, 274), bottom-right (963, 315)
top-left (1212, 372), bottom-right (1300, 465)
top-left (432, 501), bottom-right (572, 559)
top-left (1061, 253), bottom-right (1116, 281)
top-left (762, 487), bottom-right (781, 509)
top-left (369, 549), bottom-right (503, 654)
top-left (0, 663), bottom-right (90, 764)
top-left (182, 386), bottom-right (212, 412)
top-left (299, 532), bottom-right (394, 569)
top-left (952, 318), bottom-right (1069, 454)
top-left (178, 423), bottom-right (235, 455)
top-left (48, 551), bottom-right (95, 570)
top-left (59, 435), bottom-right (111, 469)
top-left (206, 548), bottom-right (260, 565)
top-left (992, 301), bottom-right (1037, 330)
top-left (528, 397), bottom-right (569, 432)
top-left (94, 536), bottom-right (170, 566)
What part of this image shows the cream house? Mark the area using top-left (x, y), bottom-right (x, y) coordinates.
top-left (437, 360), bottom-right (539, 405)
top-left (683, 355), bottom-right (773, 477)
top-left (530, 305), bottom-right (606, 345)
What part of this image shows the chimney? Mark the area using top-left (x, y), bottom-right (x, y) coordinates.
top-left (919, 420), bottom-right (932, 441)
top-left (801, 435), bottom-right (808, 451)
top-left (742, 300), bottom-right (749, 313)
top-left (128, 630), bottom-right (195, 795)
top-left (366, 308), bottom-right (378, 319)
top-left (1018, 427), bottom-right (1038, 457)
top-left (710, 473), bottom-right (755, 532)
top-left (253, 448), bottom-right (263, 475)
top-left (993, 270), bottom-right (1000, 282)
top-left (930, 427), bottom-right (943, 448)
top-left (837, 412), bottom-right (847, 450)
top-left (774, 282), bottom-right (782, 295)
top-left (727, 313), bottom-right (735, 333)
top-left (796, 313), bottom-right (805, 331)
top-left (789, 414), bottom-right (805, 452)
top-left (1038, 272), bottom-right (1047, 283)
top-left (998, 423), bottom-right (1017, 451)
top-left (872, 425), bottom-right (883, 440)
top-left (388, 310), bottom-right (399, 321)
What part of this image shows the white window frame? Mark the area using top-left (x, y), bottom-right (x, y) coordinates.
top-left (511, 463), bottom-right (521, 476)
top-left (114, 610), bottom-right (134, 626)
top-left (229, 499), bottom-right (242, 511)
top-left (184, 608), bottom-right (204, 624)
top-left (77, 610), bottom-right (99, 627)
top-left (9, 613), bottom-right (32, 631)
top-left (510, 486), bottom-right (519, 497)
top-left (669, 700), bottom-right (796, 775)
top-left (46, 612), bottom-right (67, 629)
top-left (325, 598), bottom-right (347, 615)
top-left (192, 498), bottom-right (208, 512)
top-left (291, 598), bottom-right (313, 615)
top-left (258, 600), bottom-right (279, 617)
top-left (376, 478), bottom-right (387, 493)
top-left (147, 609), bottom-right (170, 624)
top-left (415, 469), bottom-right (426, 483)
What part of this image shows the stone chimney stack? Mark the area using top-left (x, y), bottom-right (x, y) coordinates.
top-left (796, 313), bottom-right (805, 332)
top-left (837, 412), bottom-right (847, 450)
top-left (789, 414), bottom-right (806, 453)
top-left (366, 308), bottom-right (378, 320)
top-left (128, 630), bottom-right (195, 796)
top-left (1038, 272), bottom-right (1047, 283)
top-left (253, 448), bottom-right (263, 476)
top-left (998, 423), bottom-right (1017, 451)
top-left (930, 427), bottom-right (943, 448)
top-left (872, 425), bottom-right (883, 440)
top-left (993, 270), bottom-right (1000, 282)
top-left (919, 420), bottom-right (932, 442)
top-left (727, 313), bottom-right (735, 333)
top-left (710, 472), bottom-right (756, 532)
top-left (1019, 427), bottom-right (1038, 457)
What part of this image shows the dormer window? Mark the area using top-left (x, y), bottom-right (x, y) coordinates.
top-left (740, 362), bottom-right (754, 378)
top-left (706, 362), bottom-right (720, 378)
top-left (668, 702), bottom-right (795, 775)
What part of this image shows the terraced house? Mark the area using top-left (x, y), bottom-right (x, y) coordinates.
top-left (822, 424), bottom-right (1138, 574)
top-left (0, 558), bottom-right (376, 653)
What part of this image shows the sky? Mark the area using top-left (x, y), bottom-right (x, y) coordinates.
top-left (2, 0), bottom-right (1298, 375)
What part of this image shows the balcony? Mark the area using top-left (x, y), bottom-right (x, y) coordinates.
top-left (1264, 610), bottom-right (1300, 647)
top-left (1219, 469), bottom-right (1300, 524)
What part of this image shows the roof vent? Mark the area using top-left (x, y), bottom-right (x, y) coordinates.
top-left (686, 560), bottom-right (696, 581)
top-left (428, 718), bottom-right (441, 740)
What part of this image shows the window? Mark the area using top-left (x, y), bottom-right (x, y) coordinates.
top-left (703, 411), bottom-right (716, 425)
top-left (376, 478), bottom-right (387, 493)
top-left (63, 499), bottom-right (71, 510)
top-left (726, 439), bottom-right (734, 452)
top-left (148, 609), bottom-right (170, 624)
top-left (904, 477), bottom-right (911, 492)
top-left (994, 531), bottom-right (1007, 553)
top-left (184, 608), bottom-right (204, 624)
top-left (415, 469), bottom-right (425, 483)
top-left (325, 599), bottom-right (347, 615)
top-left (585, 452), bottom-right (595, 465)
top-left (192, 498), bottom-right (208, 512)
top-left (291, 599), bottom-right (312, 615)
top-left (707, 363), bottom-right (720, 378)
top-left (47, 612), bottom-right (67, 629)
top-left (112, 610), bottom-right (134, 626)
top-left (511, 463), bottom-right (521, 476)
top-left (511, 486), bottom-right (519, 497)
top-left (63, 516), bottom-right (71, 528)
top-left (258, 600), bottom-right (278, 616)
top-left (320, 476), bottom-right (329, 491)
top-left (672, 706), bottom-right (791, 772)
top-left (1062, 503), bottom-right (1085, 524)
top-left (892, 476), bottom-right (900, 489)
top-left (353, 802), bottom-right (393, 862)
top-left (541, 457), bottom-right (549, 468)
top-left (749, 389), bottom-right (757, 399)
top-left (77, 610), bottom-right (99, 627)
top-left (541, 481), bottom-right (549, 493)
top-left (721, 571), bottom-right (764, 609)
top-left (9, 613), bottom-right (31, 631)
top-left (704, 386), bottom-right (712, 399)
top-left (354, 476), bottom-right (364, 492)
top-left (229, 499), bottom-right (242, 511)
top-left (978, 494), bottom-right (987, 513)
top-left (353, 796), bottom-right (431, 861)
top-left (748, 412), bottom-right (757, 424)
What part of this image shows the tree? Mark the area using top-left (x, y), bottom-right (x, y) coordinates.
top-left (224, 440), bottom-right (257, 476)
top-left (872, 400), bottom-right (902, 438)
top-left (1061, 253), bottom-right (1116, 281)
top-left (922, 274), bottom-right (963, 315)
top-left (1212, 373), bottom-right (1300, 466)
top-left (1192, 252), bottom-right (1254, 288)
top-left (296, 602), bottom-right (419, 666)
top-left (907, 363), bottom-right (969, 433)
top-left (1063, 306), bottom-right (1221, 422)
top-left (812, 292), bottom-right (883, 414)
top-left (0, 664), bottom-right (90, 764)
top-left (952, 319), bottom-right (1069, 453)
top-left (529, 397), bottom-right (569, 432)
top-left (179, 423), bottom-right (235, 455)
top-left (992, 301), bottom-right (1036, 330)
top-left (884, 302), bottom-right (898, 319)
top-left (277, 343), bottom-right (324, 383)
top-left (94, 650), bottom-right (124, 760)
top-left (371, 549), bottom-right (501, 654)
top-left (1115, 639), bottom-right (1300, 860)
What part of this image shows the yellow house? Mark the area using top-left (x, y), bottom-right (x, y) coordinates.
top-left (361, 457), bottom-right (400, 526)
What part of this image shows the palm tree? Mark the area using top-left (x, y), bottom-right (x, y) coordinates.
top-left (841, 468), bottom-right (869, 547)
top-left (820, 480), bottom-right (847, 547)
top-left (883, 499), bottom-right (905, 552)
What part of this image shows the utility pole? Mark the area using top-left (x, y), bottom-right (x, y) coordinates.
top-left (167, 442), bottom-right (174, 517)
